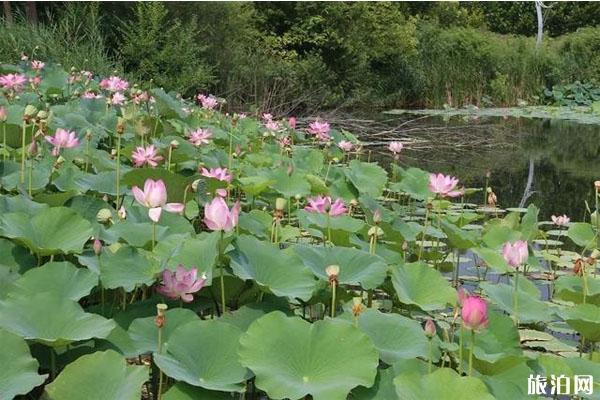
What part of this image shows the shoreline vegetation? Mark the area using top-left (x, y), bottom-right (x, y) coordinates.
top-left (2, 2), bottom-right (600, 113)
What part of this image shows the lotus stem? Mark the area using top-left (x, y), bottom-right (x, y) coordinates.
top-left (468, 330), bottom-right (475, 376)
top-left (85, 135), bottom-right (90, 172)
top-left (219, 230), bottom-right (226, 314)
top-left (459, 325), bottom-right (464, 375)
top-left (418, 205), bottom-right (430, 261)
top-left (326, 213), bottom-right (331, 246)
top-left (513, 268), bottom-right (519, 326)
top-left (167, 145), bottom-right (172, 171)
top-left (453, 249), bottom-right (460, 288)
top-left (115, 133), bottom-right (121, 208)
top-left (152, 223), bottom-right (157, 251)
top-left (2, 123), bottom-right (6, 162)
top-left (331, 282), bottom-right (337, 318)
top-left (583, 264), bottom-right (588, 305)
top-left (50, 347), bottom-right (56, 380)
top-left (20, 121), bottom-right (26, 183)
top-left (156, 303), bottom-right (167, 400)
top-left (28, 159), bottom-right (33, 196)
top-left (428, 339), bottom-right (433, 374)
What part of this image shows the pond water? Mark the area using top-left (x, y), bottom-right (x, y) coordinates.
top-left (369, 114), bottom-right (600, 221)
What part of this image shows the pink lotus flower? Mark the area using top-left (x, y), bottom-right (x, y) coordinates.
top-left (308, 121), bottom-right (331, 141)
top-left (131, 145), bottom-right (163, 167)
top-left (551, 214), bottom-right (570, 226)
top-left (429, 173), bottom-right (464, 198)
top-left (502, 240), bottom-right (528, 268)
top-left (201, 167), bottom-right (232, 182)
top-left (45, 128), bottom-right (80, 156)
top-left (204, 197), bottom-right (240, 232)
top-left (265, 120), bottom-right (280, 131)
top-left (31, 60), bottom-right (45, 71)
top-left (188, 128), bottom-right (212, 146)
top-left (338, 140), bottom-right (354, 152)
top-left (424, 319), bottom-right (436, 338)
top-left (30, 76), bottom-right (41, 87)
top-left (82, 91), bottom-right (102, 99)
top-left (131, 179), bottom-right (185, 223)
top-left (110, 92), bottom-right (126, 106)
top-left (0, 73), bottom-right (28, 92)
top-left (305, 195), bottom-right (347, 217)
top-left (99, 76), bottom-right (129, 92)
top-left (262, 113), bottom-right (273, 122)
top-left (288, 116), bottom-right (296, 129)
top-left (388, 141), bottom-right (403, 155)
top-left (279, 136), bottom-right (292, 148)
top-left (81, 70), bottom-right (94, 81)
top-left (461, 295), bottom-right (489, 331)
top-left (156, 265), bottom-right (207, 302)
top-left (197, 94), bottom-right (218, 110)
top-left (132, 91), bottom-right (151, 105)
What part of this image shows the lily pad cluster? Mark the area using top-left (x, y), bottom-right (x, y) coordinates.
top-left (0, 61), bottom-right (599, 400)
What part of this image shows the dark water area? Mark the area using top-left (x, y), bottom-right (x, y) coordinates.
top-left (370, 115), bottom-right (600, 221)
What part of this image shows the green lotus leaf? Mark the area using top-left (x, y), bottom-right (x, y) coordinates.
top-left (344, 160), bottom-right (388, 197)
top-left (128, 308), bottom-right (199, 354)
top-left (0, 237), bottom-right (35, 275)
top-left (239, 311), bottom-right (378, 400)
top-left (354, 309), bottom-right (437, 364)
top-left (0, 194), bottom-right (47, 214)
top-left (391, 261), bottom-right (456, 311)
top-left (163, 383), bottom-right (233, 400)
top-left (473, 247), bottom-right (510, 273)
top-left (480, 282), bottom-right (555, 323)
top-left (220, 301), bottom-right (293, 331)
top-left (45, 350), bottom-right (148, 400)
top-left (238, 176), bottom-right (276, 196)
top-left (0, 159), bottom-right (53, 190)
top-left (154, 320), bottom-right (250, 392)
top-left (99, 245), bottom-right (159, 292)
top-left (0, 329), bottom-right (47, 399)
top-left (482, 225), bottom-right (521, 249)
top-left (393, 368), bottom-right (495, 400)
top-left (555, 275), bottom-right (600, 305)
top-left (10, 261), bottom-right (97, 301)
top-left (440, 220), bottom-right (479, 249)
top-left (297, 209), bottom-right (365, 232)
top-left (294, 245), bottom-right (388, 290)
top-left (390, 167), bottom-right (431, 200)
top-left (0, 292), bottom-right (115, 346)
top-left (0, 206), bottom-right (93, 256)
top-left (229, 235), bottom-right (316, 301)
top-left (270, 169), bottom-right (311, 198)
top-left (568, 222), bottom-right (597, 248)
top-left (238, 209), bottom-right (301, 242)
top-left (558, 303), bottom-right (600, 341)
top-left (352, 367), bottom-right (398, 400)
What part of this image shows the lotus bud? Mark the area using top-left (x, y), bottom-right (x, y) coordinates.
top-left (352, 297), bottom-right (365, 318)
top-left (96, 208), bottom-right (113, 223)
top-left (0, 106), bottom-right (6, 122)
top-left (275, 198), bottom-right (287, 211)
top-left (424, 319), bottom-right (436, 338)
top-left (111, 148), bottom-right (117, 157)
top-left (325, 264), bottom-right (340, 285)
top-left (118, 206), bottom-right (127, 220)
top-left (93, 238), bottom-right (102, 255)
top-left (116, 118), bottom-right (125, 135)
top-left (373, 209), bottom-right (382, 224)
top-left (402, 241), bottom-right (409, 251)
top-left (28, 141), bottom-right (38, 157)
top-left (155, 303), bottom-right (168, 328)
top-left (86, 131), bottom-right (92, 141)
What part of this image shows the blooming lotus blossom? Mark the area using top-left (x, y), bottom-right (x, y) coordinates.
top-left (288, 116), bottom-right (297, 129)
top-left (429, 173), bottom-right (464, 198)
top-left (279, 136), bottom-right (292, 148)
top-left (502, 240), bottom-right (529, 268)
top-left (262, 113), bottom-right (273, 122)
top-left (197, 94), bottom-right (218, 109)
top-left (388, 141), bottom-right (403, 155)
top-left (132, 91), bottom-right (151, 105)
top-left (45, 128), bottom-right (80, 156)
top-left (308, 121), bottom-right (331, 141)
top-left (461, 295), bottom-right (489, 331)
top-left (99, 76), bottom-right (129, 92)
top-left (187, 128), bottom-right (212, 146)
top-left (132, 179), bottom-right (185, 223)
top-left (110, 92), bottom-right (126, 106)
top-left (204, 197), bottom-right (240, 231)
top-left (551, 214), bottom-right (570, 226)
top-left (82, 70), bottom-right (94, 80)
top-left (305, 195), bottom-right (347, 217)
top-left (265, 120), bottom-right (280, 131)
top-left (0, 73), bottom-right (28, 92)
top-left (338, 140), bottom-right (354, 152)
top-left (131, 145), bottom-right (163, 167)
top-left (31, 60), bottom-right (45, 71)
top-left (82, 91), bottom-right (102, 100)
top-left (156, 265), bottom-right (207, 302)
top-left (201, 167), bottom-right (232, 182)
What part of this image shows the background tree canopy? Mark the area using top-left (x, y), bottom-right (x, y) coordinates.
top-left (2, 1), bottom-right (600, 112)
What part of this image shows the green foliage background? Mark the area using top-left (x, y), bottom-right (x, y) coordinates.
top-left (2, 1), bottom-right (600, 111)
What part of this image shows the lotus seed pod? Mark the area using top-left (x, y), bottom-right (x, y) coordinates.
top-left (275, 198), bottom-right (287, 211)
top-left (350, 199), bottom-right (358, 206)
top-left (368, 226), bottom-right (384, 237)
top-left (332, 157), bottom-right (339, 163)
top-left (24, 105), bottom-right (37, 118)
top-left (191, 179), bottom-right (201, 192)
top-left (595, 181), bottom-right (600, 190)
top-left (96, 208), bottom-right (112, 223)
top-left (170, 140), bottom-right (179, 148)
top-left (37, 110), bottom-right (48, 120)
top-left (325, 264), bottom-right (340, 278)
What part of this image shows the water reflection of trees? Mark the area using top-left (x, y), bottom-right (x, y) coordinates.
top-left (377, 116), bottom-right (600, 219)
